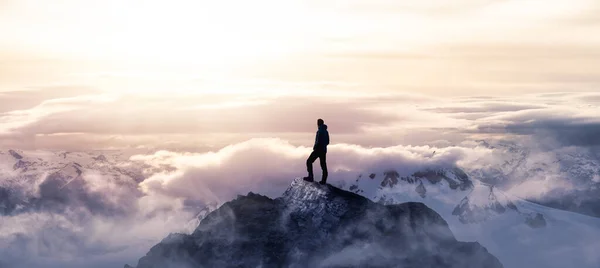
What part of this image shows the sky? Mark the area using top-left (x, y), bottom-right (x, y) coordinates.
top-left (1, 0), bottom-right (600, 152)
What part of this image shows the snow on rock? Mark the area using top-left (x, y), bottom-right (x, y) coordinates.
top-left (343, 167), bottom-right (600, 268)
top-left (452, 183), bottom-right (520, 224)
top-left (469, 140), bottom-right (600, 218)
top-left (348, 167), bottom-right (473, 207)
top-left (0, 149), bottom-right (149, 216)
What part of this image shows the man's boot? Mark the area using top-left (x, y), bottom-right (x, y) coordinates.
top-left (303, 176), bottom-right (314, 182)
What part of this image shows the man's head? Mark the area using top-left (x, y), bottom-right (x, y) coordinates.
top-left (317, 118), bottom-right (324, 126)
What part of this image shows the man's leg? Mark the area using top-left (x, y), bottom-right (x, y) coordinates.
top-left (305, 151), bottom-right (318, 181)
top-left (319, 152), bottom-right (328, 184)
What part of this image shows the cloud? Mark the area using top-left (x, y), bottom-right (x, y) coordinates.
top-left (0, 86), bottom-right (100, 113)
top-left (0, 93), bottom-right (116, 136)
top-left (505, 119), bottom-right (600, 147)
top-left (426, 102), bottom-right (545, 114)
top-left (0, 158), bottom-right (197, 268)
top-left (0, 92), bottom-right (417, 150)
top-left (470, 105), bottom-right (600, 146)
top-left (13, 94), bottom-right (399, 136)
top-left (579, 94), bottom-right (600, 104)
top-left (133, 138), bottom-right (488, 205)
top-left (1, 89), bottom-right (598, 153)
top-left (0, 208), bottom-right (196, 268)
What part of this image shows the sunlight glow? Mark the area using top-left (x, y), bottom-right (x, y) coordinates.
top-left (1, 0), bottom-right (598, 96)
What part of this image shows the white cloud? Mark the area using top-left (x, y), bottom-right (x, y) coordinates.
top-left (133, 138), bottom-right (488, 204)
top-left (0, 94), bottom-right (116, 135)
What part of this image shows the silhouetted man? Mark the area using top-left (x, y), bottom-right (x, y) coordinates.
top-left (304, 118), bottom-right (329, 184)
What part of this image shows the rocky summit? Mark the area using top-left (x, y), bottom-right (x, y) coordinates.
top-left (129, 178), bottom-right (503, 268)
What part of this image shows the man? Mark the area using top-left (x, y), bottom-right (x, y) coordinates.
top-left (304, 118), bottom-right (329, 184)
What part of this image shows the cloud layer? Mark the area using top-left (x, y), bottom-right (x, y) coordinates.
top-left (1, 132), bottom-right (600, 267)
top-left (1, 86), bottom-right (599, 152)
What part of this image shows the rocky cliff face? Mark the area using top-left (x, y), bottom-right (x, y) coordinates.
top-left (129, 178), bottom-right (503, 268)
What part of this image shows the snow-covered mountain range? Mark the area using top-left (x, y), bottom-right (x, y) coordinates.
top-left (0, 149), bottom-right (146, 215)
top-left (468, 141), bottom-right (600, 217)
top-left (341, 167), bottom-right (600, 268)
top-left (0, 148), bottom-right (215, 268)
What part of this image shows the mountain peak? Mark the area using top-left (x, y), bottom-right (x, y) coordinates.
top-left (130, 178), bottom-right (503, 268)
top-left (282, 178), bottom-right (367, 205)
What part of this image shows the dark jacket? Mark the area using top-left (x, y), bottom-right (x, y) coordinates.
top-left (313, 124), bottom-right (329, 152)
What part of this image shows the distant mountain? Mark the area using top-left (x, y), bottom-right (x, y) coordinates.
top-left (469, 141), bottom-right (600, 218)
top-left (347, 168), bottom-right (545, 228)
top-left (0, 149), bottom-right (218, 268)
top-left (452, 183), bottom-right (546, 228)
top-left (0, 149), bottom-right (171, 218)
top-left (128, 178), bottom-right (503, 268)
top-left (342, 167), bottom-right (600, 268)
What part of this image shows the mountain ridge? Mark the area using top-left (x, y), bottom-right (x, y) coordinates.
top-left (129, 178), bottom-right (503, 268)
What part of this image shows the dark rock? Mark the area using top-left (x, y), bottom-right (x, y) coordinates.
top-left (380, 171), bottom-right (400, 188)
top-left (132, 179), bottom-right (503, 268)
top-left (8, 149), bottom-right (23, 160)
top-left (414, 170), bottom-right (444, 184)
top-left (395, 168), bottom-right (472, 192)
top-left (59, 152), bottom-right (71, 159)
top-left (416, 181), bottom-right (427, 198)
top-left (0, 187), bottom-right (17, 215)
top-left (13, 160), bottom-right (31, 171)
